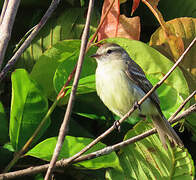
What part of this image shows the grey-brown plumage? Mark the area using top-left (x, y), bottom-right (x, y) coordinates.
top-left (92, 43), bottom-right (183, 149)
top-left (126, 55), bottom-right (183, 149)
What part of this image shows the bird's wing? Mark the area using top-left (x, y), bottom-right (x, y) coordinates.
top-left (125, 58), bottom-right (160, 108)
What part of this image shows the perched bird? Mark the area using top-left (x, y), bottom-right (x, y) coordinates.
top-left (91, 43), bottom-right (183, 149)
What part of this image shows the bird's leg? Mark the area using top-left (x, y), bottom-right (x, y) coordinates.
top-left (133, 101), bottom-right (141, 111)
top-left (113, 120), bottom-right (121, 132)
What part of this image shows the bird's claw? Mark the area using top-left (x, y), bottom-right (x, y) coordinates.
top-left (133, 101), bottom-right (141, 111)
top-left (114, 120), bottom-right (121, 132)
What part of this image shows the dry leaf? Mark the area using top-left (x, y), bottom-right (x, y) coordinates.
top-left (98, 0), bottom-right (140, 41)
top-left (117, 15), bottom-right (140, 39)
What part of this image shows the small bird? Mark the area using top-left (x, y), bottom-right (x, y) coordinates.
top-left (91, 43), bottom-right (183, 149)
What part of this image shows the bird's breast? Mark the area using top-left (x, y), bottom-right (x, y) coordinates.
top-left (96, 62), bottom-right (138, 117)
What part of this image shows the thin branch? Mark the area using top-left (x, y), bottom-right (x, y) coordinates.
top-left (44, 0), bottom-right (94, 179)
top-left (0, 0), bottom-right (61, 83)
top-left (171, 104), bottom-right (195, 124)
top-left (168, 90), bottom-right (195, 121)
top-left (43, 37), bottom-right (196, 168)
top-left (74, 103), bottom-right (196, 162)
top-left (0, 0), bottom-right (21, 69)
top-left (0, 103), bottom-right (195, 180)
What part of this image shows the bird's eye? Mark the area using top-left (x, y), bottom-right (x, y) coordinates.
top-left (107, 49), bottom-right (112, 54)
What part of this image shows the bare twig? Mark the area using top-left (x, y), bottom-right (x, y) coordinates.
top-left (0, 0), bottom-right (61, 82)
top-left (0, 0), bottom-right (21, 69)
top-left (44, 37), bottom-right (196, 168)
top-left (168, 90), bottom-right (195, 121)
top-left (171, 104), bottom-right (195, 124)
top-left (44, 0), bottom-right (94, 179)
top-left (0, 103), bottom-right (195, 180)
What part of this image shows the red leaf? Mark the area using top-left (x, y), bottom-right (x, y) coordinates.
top-left (98, 0), bottom-right (140, 41)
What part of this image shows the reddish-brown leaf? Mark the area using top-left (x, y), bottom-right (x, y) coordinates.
top-left (98, 0), bottom-right (140, 41)
top-left (117, 15), bottom-right (140, 40)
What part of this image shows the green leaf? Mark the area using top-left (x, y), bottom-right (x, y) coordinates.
top-left (147, 75), bottom-right (184, 119)
top-left (64, 75), bottom-right (96, 96)
top-left (19, 8), bottom-right (98, 71)
top-left (10, 69), bottom-right (50, 151)
top-left (53, 48), bottom-right (97, 100)
top-left (30, 40), bottom-right (81, 101)
top-left (106, 121), bottom-right (194, 179)
top-left (0, 102), bottom-right (9, 144)
top-left (105, 38), bottom-right (189, 114)
top-left (80, 0), bottom-right (85, 6)
top-left (26, 136), bottom-right (121, 170)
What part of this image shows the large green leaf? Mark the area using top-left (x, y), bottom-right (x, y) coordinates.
top-left (30, 40), bottom-right (81, 101)
top-left (31, 39), bottom-right (97, 103)
top-left (0, 102), bottom-right (9, 144)
top-left (106, 121), bottom-right (194, 179)
top-left (26, 136), bottom-right (121, 170)
top-left (10, 69), bottom-right (50, 151)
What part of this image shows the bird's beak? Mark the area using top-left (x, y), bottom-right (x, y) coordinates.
top-left (90, 53), bottom-right (101, 58)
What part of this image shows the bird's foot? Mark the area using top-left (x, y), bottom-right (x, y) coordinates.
top-left (133, 101), bottom-right (141, 111)
top-left (114, 120), bottom-right (121, 132)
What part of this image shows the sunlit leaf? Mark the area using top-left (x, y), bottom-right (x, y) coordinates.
top-left (30, 40), bottom-right (81, 101)
top-left (26, 136), bottom-right (121, 170)
top-left (106, 121), bottom-right (194, 179)
top-left (53, 51), bottom-right (97, 100)
top-left (10, 69), bottom-right (50, 151)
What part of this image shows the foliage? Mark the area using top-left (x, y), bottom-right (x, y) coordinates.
top-left (0, 0), bottom-right (195, 179)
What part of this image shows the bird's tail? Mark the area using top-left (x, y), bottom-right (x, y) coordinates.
top-left (151, 114), bottom-right (184, 149)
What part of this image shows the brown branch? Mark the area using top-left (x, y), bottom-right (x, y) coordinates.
top-left (44, 0), bottom-right (95, 179)
top-left (0, 0), bottom-right (60, 83)
top-left (168, 90), bottom-right (195, 121)
top-left (1, 102), bottom-right (195, 180)
top-left (0, 0), bottom-right (21, 69)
